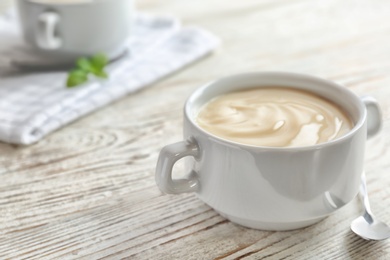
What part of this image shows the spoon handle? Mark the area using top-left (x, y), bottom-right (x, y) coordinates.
top-left (360, 172), bottom-right (374, 223)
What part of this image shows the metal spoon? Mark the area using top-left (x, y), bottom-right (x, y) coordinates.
top-left (350, 172), bottom-right (390, 240)
top-left (0, 49), bottom-right (129, 74)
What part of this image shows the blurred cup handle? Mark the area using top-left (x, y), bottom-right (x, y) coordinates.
top-left (37, 11), bottom-right (62, 50)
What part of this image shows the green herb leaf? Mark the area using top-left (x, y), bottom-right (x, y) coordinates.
top-left (76, 58), bottom-right (95, 73)
top-left (66, 53), bottom-right (110, 88)
top-left (90, 53), bottom-right (108, 71)
top-left (93, 70), bottom-right (109, 79)
top-left (66, 69), bottom-right (88, 88)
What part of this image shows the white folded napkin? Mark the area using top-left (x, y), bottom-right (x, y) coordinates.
top-left (0, 11), bottom-right (219, 145)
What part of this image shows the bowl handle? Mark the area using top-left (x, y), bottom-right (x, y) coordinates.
top-left (155, 139), bottom-right (199, 194)
top-left (361, 96), bottom-right (382, 139)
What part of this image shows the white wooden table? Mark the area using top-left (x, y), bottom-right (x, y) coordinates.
top-left (1, 0), bottom-right (390, 259)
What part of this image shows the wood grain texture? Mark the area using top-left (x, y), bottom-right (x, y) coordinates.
top-left (1, 0), bottom-right (390, 259)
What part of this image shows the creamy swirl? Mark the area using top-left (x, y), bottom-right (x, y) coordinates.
top-left (196, 87), bottom-right (353, 147)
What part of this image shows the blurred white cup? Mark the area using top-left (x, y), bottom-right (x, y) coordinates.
top-left (16, 0), bottom-right (134, 62)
